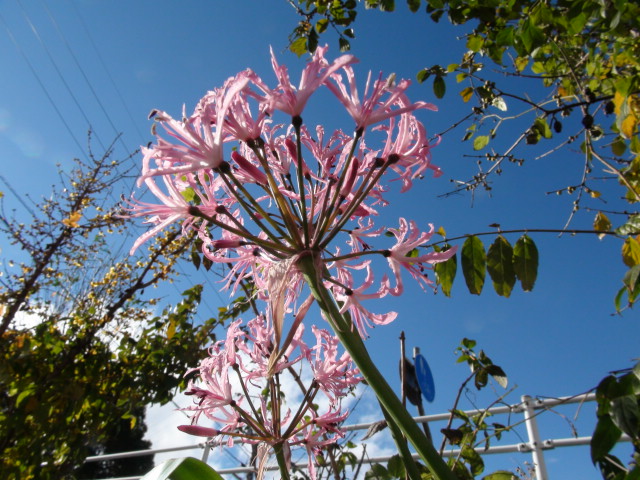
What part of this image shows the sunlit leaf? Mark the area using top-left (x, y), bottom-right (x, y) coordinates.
top-left (434, 245), bottom-right (457, 297)
top-left (593, 212), bottom-right (612, 240)
top-left (617, 214), bottom-right (640, 235)
top-left (473, 135), bottom-right (490, 151)
top-left (289, 37), bottom-right (308, 57)
top-left (513, 235), bottom-right (538, 291)
top-left (482, 471), bottom-right (518, 480)
top-left (140, 457), bottom-right (224, 480)
top-left (487, 235), bottom-right (516, 297)
top-left (514, 57), bottom-right (528, 72)
top-left (461, 236), bottom-right (486, 295)
top-left (460, 86), bottom-right (474, 102)
top-left (622, 236), bottom-right (640, 267)
top-left (467, 34), bottom-right (484, 52)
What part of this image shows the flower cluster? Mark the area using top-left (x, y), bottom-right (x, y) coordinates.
top-left (127, 46), bottom-right (455, 476)
top-left (178, 316), bottom-right (360, 479)
top-left (127, 45), bottom-right (454, 339)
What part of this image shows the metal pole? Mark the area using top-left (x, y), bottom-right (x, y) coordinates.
top-left (521, 395), bottom-right (549, 480)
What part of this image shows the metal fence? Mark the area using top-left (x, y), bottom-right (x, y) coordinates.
top-left (87, 392), bottom-right (631, 480)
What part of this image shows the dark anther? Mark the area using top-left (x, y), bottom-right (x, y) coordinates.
top-left (374, 157), bottom-right (385, 169)
top-left (188, 205), bottom-right (201, 216)
top-left (216, 160), bottom-right (231, 174)
top-left (215, 205), bottom-right (227, 214)
top-left (253, 248), bottom-right (261, 257)
top-left (382, 249), bottom-right (391, 257)
top-left (345, 288), bottom-right (354, 296)
top-left (148, 109), bottom-right (158, 119)
top-left (292, 115), bottom-right (303, 129)
top-left (387, 153), bottom-right (400, 165)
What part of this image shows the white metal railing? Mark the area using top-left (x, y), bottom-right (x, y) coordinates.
top-left (87, 392), bottom-right (631, 480)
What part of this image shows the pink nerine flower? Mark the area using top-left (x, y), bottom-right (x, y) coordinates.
top-left (263, 45), bottom-right (357, 117)
top-left (326, 67), bottom-right (437, 129)
top-left (385, 218), bottom-right (456, 296)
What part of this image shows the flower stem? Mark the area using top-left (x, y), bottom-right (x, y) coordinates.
top-left (273, 441), bottom-right (291, 480)
top-left (297, 254), bottom-right (457, 480)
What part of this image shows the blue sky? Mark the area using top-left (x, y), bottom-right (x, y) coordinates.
top-left (1, 1), bottom-right (638, 478)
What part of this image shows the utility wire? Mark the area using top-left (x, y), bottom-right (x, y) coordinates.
top-left (40, 0), bottom-right (138, 155)
top-left (67, 0), bottom-right (147, 142)
top-left (15, 0), bottom-right (107, 152)
top-left (0, 10), bottom-right (88, 162)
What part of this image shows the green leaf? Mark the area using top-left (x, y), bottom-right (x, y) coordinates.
top-left (591, 414), bottom-right (622, 462)
top-left (519, 18), bottom-right (545, 53)
top-left (434, 245), bottom-right (457, 297)
top-left (467, 34), bottom-right (484, 52)
top-left (433, 76), bottom-right (446, 99)
top-left (486, 364), bottom-right (508, 388)
top-left (514, 57), bottom-right (528, 72)
top-left (365, 463), bottom-right (392, 480)
top-left (315, 18), bottom-right (329, 33)
top-left (622, 237), bottom-right (640, 267)
top-left (416, 68), bottom-right (431, 83)
top-left (513, 235), bottom-right (538, 291)
top-left (338, 37), bottom-right (351, 52)
top-left (289, 37), bottom-right (308, 57)
top-left (140, 457), bottom-right (225, 480)
top-left (533, 117), bottom-right (552, 139)
top-left (460, 86), bottom-right (474, 102)
top-left (307, 28), bottom-right (319, 53)
top-left (473, 135), bottom-right (490, 151)
top-left (610, 394), bottom-right (640, 439)
top-left (379, 0), bottom-right (395, 12)
top-left (407, 0), bottom-right (420, 12)
top-left (617, 214), bottom-right (640, 235)
top-left (487, 236), bottom-right (516, 297)
top-left (482, 472), bottom-right (517, 480)
top-left (461, 236), bottom-right (486, 295)
top-left (180, 187), bottom-right (196, 203)
top-left (611, 136), bottom-right (627, 156)
top-left (387, 454), bottom-right (406, 478)
top-left (461, 445), bottom-right (484, 476)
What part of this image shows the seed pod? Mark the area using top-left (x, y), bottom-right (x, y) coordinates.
top-left (582, 114), bottom-right (594, 129)
top-left (553, 119), bottom-right (562, 133)
top-left (605, 101), bottom-right (615, 115)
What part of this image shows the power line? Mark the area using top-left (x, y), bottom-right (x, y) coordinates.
top-left (15, 0), bottom-right (107, 152)
top-left (67, 0), bottom-right (147, 142)
top-left (40, 0), bottom-right (139, 155)
top-left (0, 10), bottom-right (88, 162)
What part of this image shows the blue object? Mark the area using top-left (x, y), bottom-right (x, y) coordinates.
top-left (414, 354), bottom-right (435, 402)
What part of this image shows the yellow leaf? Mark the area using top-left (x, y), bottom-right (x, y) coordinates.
top-left (460, 87), bottom-right (474, 103)
top-left (589, 190), bottom-right (601, 198)
top-left (557, 86), bottom-right (568, 97)
top-left (614, 91), bottom-right (626, 116)
top-left (621, 115), bottom-right (637, 139)
top-left (593, 211), bottom-right (612, 240)
top-left (62, 210), bottom-right (82, 228)
top-left (622, 236), bottom-right (640, 267)
top-left (437, 226), bottom-right (447, 237)
top-left (166, 318), bottom-right (177, 340)
top-left (515, 57), bottom-right (528, 72)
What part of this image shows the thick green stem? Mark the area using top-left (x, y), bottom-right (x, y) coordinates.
top-left (379, 401), bottom-right (423, 480)
top-left (274, 442), bottom-right (291, 480)
top-left (297, 254), bottom-right (456, 480)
